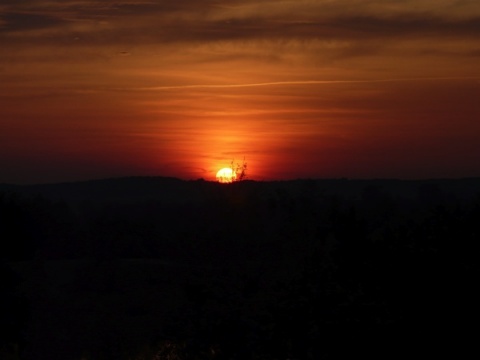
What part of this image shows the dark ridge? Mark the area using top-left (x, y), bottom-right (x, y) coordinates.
top-left (2, 176), bottom-right (480, 359)
top-left (3, 176), bottom-right (480, 200)
top-left (0, 183), bottom-right (18, 191)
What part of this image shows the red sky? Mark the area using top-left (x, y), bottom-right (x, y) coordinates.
top-left (1, 0), bottom-right (480, 183)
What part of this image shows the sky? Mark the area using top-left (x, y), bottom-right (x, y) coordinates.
top-left (1, 0), bottom-right (480, 184)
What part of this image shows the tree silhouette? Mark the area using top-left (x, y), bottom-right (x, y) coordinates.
top-left (230, 157), bottom-right (247, 181)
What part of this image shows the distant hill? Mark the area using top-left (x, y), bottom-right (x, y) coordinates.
top-left (2, 176), bottom-right (480, 205)
top-left (2, 176), bottom-right (480, 359)
top-left (1, 177), bottom-right (204, 204)
top-left (0, 183), bottom-right (17, 192)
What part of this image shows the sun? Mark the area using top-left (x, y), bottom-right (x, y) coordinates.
top-left (216, 167), bottom-right (236, 183)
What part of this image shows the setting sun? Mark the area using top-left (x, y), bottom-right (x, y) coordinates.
top-left (216, 167), bottom-right (236, 183)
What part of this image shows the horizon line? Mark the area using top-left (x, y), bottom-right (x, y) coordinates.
top-left (3, 174), bottom-right (480, 187)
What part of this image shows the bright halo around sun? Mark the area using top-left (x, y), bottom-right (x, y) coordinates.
top-left (216, 167), bottom-right (236, 183)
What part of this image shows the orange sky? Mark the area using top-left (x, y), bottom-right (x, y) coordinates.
top-left (1, 0), bottom-right (480, 183)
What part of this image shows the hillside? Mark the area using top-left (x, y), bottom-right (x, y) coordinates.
top-left (1, 177), bottom-right (480, 359)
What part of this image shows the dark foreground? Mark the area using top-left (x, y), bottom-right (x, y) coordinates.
top-left (1, 177), bottom-right (479, 359)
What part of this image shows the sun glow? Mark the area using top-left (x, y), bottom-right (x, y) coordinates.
top-left (216, 167), bottom-right (236, 183)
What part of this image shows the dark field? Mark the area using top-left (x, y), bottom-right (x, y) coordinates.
top-left (1, 177), bottom-right (479, 359)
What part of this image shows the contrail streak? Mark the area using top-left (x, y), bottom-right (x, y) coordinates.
top-left (131, 76), bottom-right (479, 91)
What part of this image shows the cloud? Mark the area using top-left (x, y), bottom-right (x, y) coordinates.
top-left (2, 0), bottom-right (480, 44)
top-left (0, 11), bottom-right (66, 32)
top-left (2, 1), bottom-right (480, 95)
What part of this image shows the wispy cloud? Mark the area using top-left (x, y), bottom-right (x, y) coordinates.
top-left (2, 0), bottom-right (480, 42)
top-left (127, 76), bottom-right (480, 91)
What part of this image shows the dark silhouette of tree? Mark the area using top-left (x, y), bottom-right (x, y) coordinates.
top-left (230, 157), bottom-right (247, 181)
